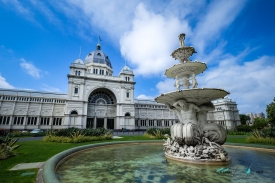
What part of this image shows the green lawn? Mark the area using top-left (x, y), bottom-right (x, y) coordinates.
top-left (0, 135), bottom-right (272, 183)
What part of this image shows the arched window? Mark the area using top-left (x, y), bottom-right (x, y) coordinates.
top-left (125, 112), bottom-right (130, 116)
top-left (70, 111), bottom-right (78, 115)
top-left (88, 91), bottom-right (114, 104)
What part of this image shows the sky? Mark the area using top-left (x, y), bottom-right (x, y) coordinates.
top-left (0, 0), bottom-right (274, 115)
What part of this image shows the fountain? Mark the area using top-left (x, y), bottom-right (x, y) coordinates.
top-left (155, 33), bottom-right (230, 164)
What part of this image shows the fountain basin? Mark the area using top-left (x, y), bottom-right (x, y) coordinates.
top-left (42, 141), bottom-right (275, 183)
top-left (165, 62), bottom-right (207, 78)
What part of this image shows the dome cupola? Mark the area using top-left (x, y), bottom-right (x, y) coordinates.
top-left (84, 44), bottom-right (112, 68)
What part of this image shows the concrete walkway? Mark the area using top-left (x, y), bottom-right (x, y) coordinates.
top-left (10, 162), bottom-right (44, 170)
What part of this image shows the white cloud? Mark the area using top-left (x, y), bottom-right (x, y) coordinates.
top-left (120, 3), bottom-right (190, 76)
top-left (0, 75), bottom-right (14, 89)
top-left (20, 58), bottom-right (41, 78)
top-left (156, 53), bottom-right (275, 114)
top-left (136, 94), bottom-right (154, 100)
top-left (41, 84), bottom-right (61, 93)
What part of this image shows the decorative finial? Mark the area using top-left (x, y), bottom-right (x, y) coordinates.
top-left (178, 33), bottom-right (186, 48)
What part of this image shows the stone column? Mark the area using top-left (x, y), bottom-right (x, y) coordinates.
top-left (93, 117), bottom-right (97, 129)
top-left (104, 117), bottom-right (107, 129)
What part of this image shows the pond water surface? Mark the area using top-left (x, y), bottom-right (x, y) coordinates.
top-left (56, 143), bottom-right (275, 183)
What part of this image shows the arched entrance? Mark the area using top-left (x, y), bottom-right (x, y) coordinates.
top-left (69, 110), bottom-right (78, 127)
top-left (87, 88), bottom-right (117, 129)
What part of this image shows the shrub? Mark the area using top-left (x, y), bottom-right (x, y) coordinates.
top-left (12, 131), bottom-right (22, 137)
top-left (251, 118), bottom-right (268, 130)
top-left (146, 128), bottom-right (170, 136)
top-left (43, 135), bottom-right (112, 143)
top-left (227, 130), bottom-right (249, 135)
top-left (246, 130), bottom-right (275, 144)
top-left (144, 128), bottom-right (170, 139)
top-left (261, 126), bottom-right (275, 138)
top-left (0, 133), bottom-right (22, 159)
top-left (235, 125), bottom-right (252, 132)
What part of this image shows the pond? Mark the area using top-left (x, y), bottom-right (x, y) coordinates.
top-left (56, 143), bottom-right (275, 183)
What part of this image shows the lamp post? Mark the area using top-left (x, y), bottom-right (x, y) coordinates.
top-left (222, 109), bottom-right (226, 128)
top-left (232, 110), bottom-right (236, 127)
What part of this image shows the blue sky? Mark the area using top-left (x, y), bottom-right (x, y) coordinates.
top-left (0, 0), bottom-right (274, 115)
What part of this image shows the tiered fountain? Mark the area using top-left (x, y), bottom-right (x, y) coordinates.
top-left (156, 33), bottom-right (231, 164)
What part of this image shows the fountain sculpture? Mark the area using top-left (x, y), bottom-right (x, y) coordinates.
top-left (156, 33), bottom-right (231, 164)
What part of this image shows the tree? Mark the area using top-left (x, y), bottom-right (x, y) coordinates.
top-left (266, 97), bottom-right (275, 126)
top-left (251, 117), bottom-right (268, 130)
top-left (239, 114), bottom-right (251, 125)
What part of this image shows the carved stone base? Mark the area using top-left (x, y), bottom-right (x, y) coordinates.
top-left (163, 143), bottom-right (231, 165)
top-left (165, 153), bottom-right (231, 165)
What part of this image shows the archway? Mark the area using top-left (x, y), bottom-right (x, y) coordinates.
top-left (87, 88), bottom-right (117, 129)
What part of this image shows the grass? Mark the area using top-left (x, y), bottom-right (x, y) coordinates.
top-left (0, 134), bottom-right (273, 183)
top-left (0, 136), bottom-right (151, 183)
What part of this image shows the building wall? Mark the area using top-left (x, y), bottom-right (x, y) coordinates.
top-left (207, 98), bottom-right (241, 129)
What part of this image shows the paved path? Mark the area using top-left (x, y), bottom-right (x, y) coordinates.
top-left (18, 137), bottom-right (44, 142)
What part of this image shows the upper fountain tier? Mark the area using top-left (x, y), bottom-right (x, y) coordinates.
top-left (171, 33), bottom-right (197, 63)
top-left (166, 33), bottom-right (206, 79)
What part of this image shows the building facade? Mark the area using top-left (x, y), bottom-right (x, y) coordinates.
top-left (0, 44), bottom-right (240, 131)
top-left (207, 97), bottom-right (241, 129)
top-left (246, 112), bottom-right (265, 124)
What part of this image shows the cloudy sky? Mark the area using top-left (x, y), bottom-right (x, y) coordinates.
top-left (0, 0), bottom-right (274, 115)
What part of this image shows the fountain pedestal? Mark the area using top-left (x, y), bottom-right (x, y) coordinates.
top-left (155, 33), bottom-right (231, 165)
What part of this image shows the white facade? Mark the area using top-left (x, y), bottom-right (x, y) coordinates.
top-left (207, 97), bottom-right (241, 129)
top-left (0, 44), bottom-right (240, 131)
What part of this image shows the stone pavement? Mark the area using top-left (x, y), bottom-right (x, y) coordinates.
top-left (10, 162), bottom-right (44, 170)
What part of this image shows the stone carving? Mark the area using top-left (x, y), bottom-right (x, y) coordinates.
top-left (178, 33), bottom-right (185, 47)
top-left (0, 108), bottom-right (12, 115)
top-left (190, 73), bottom-right (198, 88)
top-left (156, 33), bottom-right (230, 164)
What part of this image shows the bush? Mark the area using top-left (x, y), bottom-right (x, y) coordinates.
top-left (0, 133), bottom-right (22, 159)
top-left (43, 135), bottom-right (113, 143)
top-left (235, 125), bottom-right (252, 132)
top-left (227, 130), bottom-right (249, 135)
top-left (53, 127), bottom-right (111, 137)
top-left (251, 118), bottom-right (268, 130)
top-left (246, 130), bottom-right (275, 144)
top-left (30, 132), bottom-right (45, 137)
top-left (144, 128), bottom-right (170, 139)
top-left (260, 126), bottom-right (275, 138)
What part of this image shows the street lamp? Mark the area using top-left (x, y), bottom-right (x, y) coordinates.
top-left (222, 109), bottom-right (226, 128)
top-left (232, 110), bottom-right (236, 127)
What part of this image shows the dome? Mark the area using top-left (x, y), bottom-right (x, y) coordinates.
top-left (120, 65), bottom-right (133, 74)
top-left (74, 58), bottom-right (84, 64)
top-left (84, 44), bottom-right (112, 68)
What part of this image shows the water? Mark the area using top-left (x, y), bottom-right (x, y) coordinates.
top-left (56, 143), bottom-right (275, 183)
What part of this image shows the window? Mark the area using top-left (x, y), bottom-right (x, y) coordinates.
top-left (27, 117), bottom-right (37, 125)
top-left (13, 117), bottom-right (24, 125)
top-left (41, 117), bottom-right (50, 125)
top-left (149, 120), bottom-right (154, 126)
top-left (126, 92), bottom-right (130, 98)
top-left (141, 120), bottom-right (146, 126)
top-left (125, 77), bottom-right (130, 81)
top-left (78, 71), bottom-right (80, 76)
top-left (100, 69), bottom-right (104, 75)
top-left (165, 120), bottom-right (169, 126)
top-left (53, 118), bottom-right (62, 125)
top-left (157, 120), bottom-right (162, 126)
top-left (93, 68), bottom-right (98, 74)
top-left (74, 87), bottom-right (79, 94)
top-left (0, 116), bottom-right (10, 125)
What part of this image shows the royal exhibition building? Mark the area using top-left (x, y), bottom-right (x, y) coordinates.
top-left (0, 44), bottom-right (240, 131)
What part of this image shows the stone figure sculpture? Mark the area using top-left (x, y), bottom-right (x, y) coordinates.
top-left (190, 73), bottom-right (198, 88)
top-left (182, 76), bottom-right (191, 89)
top-left (174, 76), bottom-right (181, 91)
top-left (178, 33), bottom-right (185, 47)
